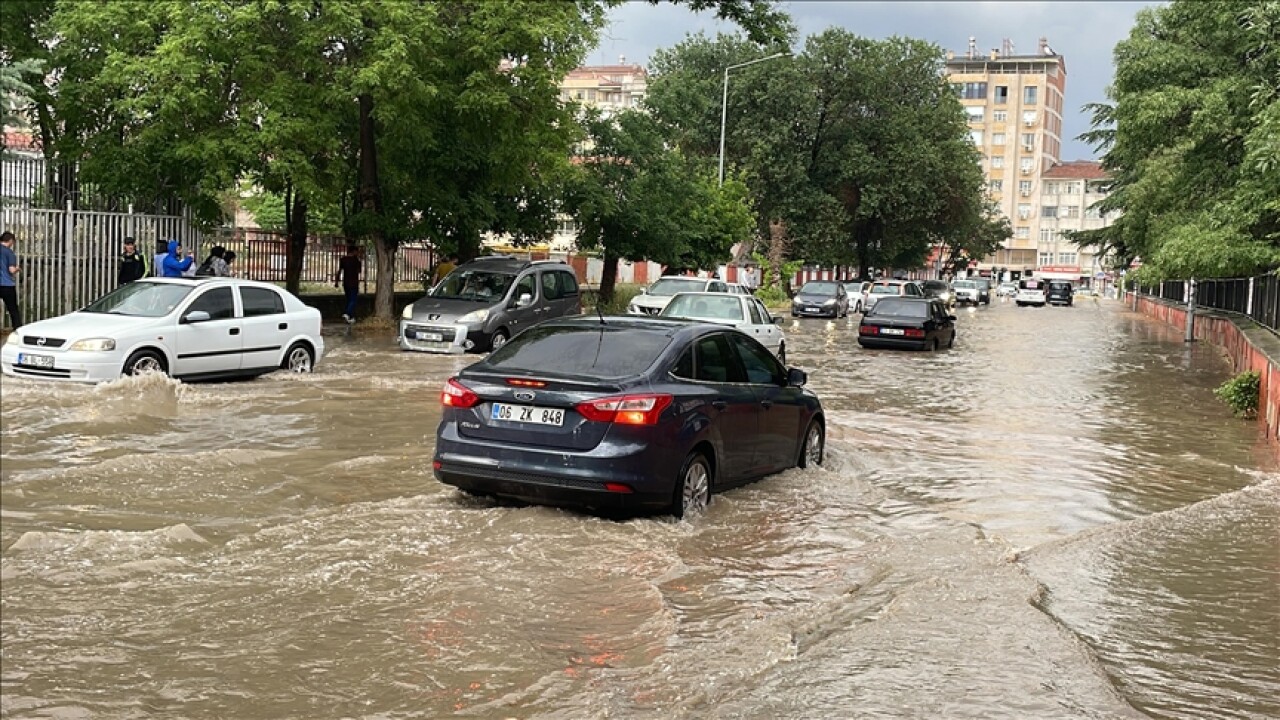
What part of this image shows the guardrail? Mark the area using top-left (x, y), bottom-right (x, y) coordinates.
top-left (1135, 273), bottom-right (1280, 334)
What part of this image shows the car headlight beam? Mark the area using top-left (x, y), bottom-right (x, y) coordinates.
top-left (69, 338), bottom-right (117, 352)
top-left (457, 308), bottom-right (489, 324)
top-left (401, 305), bottom-right (414, 319)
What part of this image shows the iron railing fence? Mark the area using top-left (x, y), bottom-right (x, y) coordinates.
top-left (1135, 273), bottom-right (1280, 335)
top-left (2, 154), bottom-right (187, 215)
top-left (206, 228), bottom-right (436, 293)
top-left (1, 203), bottom-right (204, 328)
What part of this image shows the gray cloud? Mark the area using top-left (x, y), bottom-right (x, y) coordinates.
top-left (594, 1), bottom-right (1160, 160)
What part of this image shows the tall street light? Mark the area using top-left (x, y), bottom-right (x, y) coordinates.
top-left (718, 51), bottom-right (789, 186)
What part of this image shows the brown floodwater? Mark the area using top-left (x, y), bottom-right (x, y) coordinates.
top-left (1, 297), bottom-right (1276, 719)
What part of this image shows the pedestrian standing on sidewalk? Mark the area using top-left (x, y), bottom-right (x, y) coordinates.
top-left (223, 251), bottom-right (237, 277)
top-left (161, 240), bottom-right (194, 277)
top-left (334, 244), bottom-right (362, 323)
top-left (0, 231), bottom-right (22, 329)
top-left (118, 237), bottom-right (148, 285)
top-left (152, 239), bottom-right (168, 277)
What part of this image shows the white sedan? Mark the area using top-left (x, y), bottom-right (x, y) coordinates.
top-left (659, 291), bottom-right (788, 364)
top-left (1, 277), bottom-right (324, 383)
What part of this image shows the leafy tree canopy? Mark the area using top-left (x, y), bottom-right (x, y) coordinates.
top-left (1080, 0), bottom-right (1280, 279)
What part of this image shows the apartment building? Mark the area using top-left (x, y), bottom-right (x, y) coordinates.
top-left (945, 38), bottom-right (1066, 274)
top-left (559, 61), bottom-right (648, 116)
top-left (1037, 160), bottom-right (1115, 284)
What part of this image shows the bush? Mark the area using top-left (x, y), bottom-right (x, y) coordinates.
top-left (587, 284), bottom-right (643, 315)
top-left (754, 285), bottom-right (789, 308)
top-left (1215, 370), bottom-right (1260, 418)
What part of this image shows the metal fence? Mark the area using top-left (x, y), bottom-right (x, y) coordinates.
top-left (2, 153), bottom-right (184, 215)
top-left (1137, 273), bottom-right (1280, 334)
top-left (1, 203), bottom-right (204, 328)
top-left (207, 228), bottom-right (436, 293)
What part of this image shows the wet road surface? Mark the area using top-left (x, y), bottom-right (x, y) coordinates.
top-left (1, 297), bottom-right (1276, 719)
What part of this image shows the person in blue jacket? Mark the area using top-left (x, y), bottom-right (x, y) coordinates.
top-left (161, 240), bottom-right (194, 277)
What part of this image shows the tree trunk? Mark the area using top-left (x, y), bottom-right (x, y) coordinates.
top-left (285, 189), bottom-right (308, 295)
top-left (767, 219), bottom-right (790, 294)
top-left (357, 92), bottom-right (395, 321)
top-left (599, 247), bottom-right (619, 306)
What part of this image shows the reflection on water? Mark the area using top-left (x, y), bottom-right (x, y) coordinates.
top-left (1, 300), bottom-right (1275, 719)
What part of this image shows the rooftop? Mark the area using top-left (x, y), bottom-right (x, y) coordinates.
top-left (1042, 161), bottom-right (1108, 180)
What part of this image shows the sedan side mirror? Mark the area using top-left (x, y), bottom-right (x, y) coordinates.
top-left (786, 367), bottom-right (807, 387)
top-left (948, 315), bottom-right (958, 322)
top-left (772, 315), bottom-right (783, 325)
top-left (514, 292), bottom-right (533, 308)
top-left (639, 288), bottom-right (648, 295)
top-left (182, 310), bottom-right (211, 324)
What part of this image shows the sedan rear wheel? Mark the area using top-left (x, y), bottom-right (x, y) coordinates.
top-left (798, 420), bottom-right (824, 468)
top-left (673, 453), bottom-right (711, 518)
top-left (283, 343), bottom-right (314, 373)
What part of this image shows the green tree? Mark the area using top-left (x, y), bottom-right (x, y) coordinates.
top-left (647, 30), bottom-right (990, 282)
top-left (1079, 0), bottom-right (1280, 279)
top-left (564, 109), bottom-right (754, 301)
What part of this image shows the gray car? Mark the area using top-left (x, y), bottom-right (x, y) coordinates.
top-left (400, 257), bottom-right (582, 353)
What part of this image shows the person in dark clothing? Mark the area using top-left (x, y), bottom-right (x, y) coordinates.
top-left (334, 245), bottom-right (362, 323)
top-left (0, 231), bottom-right (21, 329)
top-left (195, 245), bottom-right (229, 277)
top-left (223, 251), bottom-right (237, 277)
top-left (153, 239), bottom-right (168, 278)
top-left (118, 237), bottom-right (148, 285)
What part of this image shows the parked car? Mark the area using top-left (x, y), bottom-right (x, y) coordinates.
top-left (975, 278), bottom-right (994, 301)
top-left (996, 282), bottom-right (1018, 298)
top-left (725, 283), bottom-right (753, 296)
top-left (863, 279), bottom-right (925, 311)
top-left (846, 281), bottom-right (872, 313)
top-left (1015, 278), bottom-right (1049, 307)
top-left (628, 276), bottom-right (729, 316)
top-left (952, 279), bottom-right (991, 305)
top-left (921, 279), bottom-right (955, 307)
top-left (791, 280), bottom-right (849, 318)
top-left (1046, 280), bottom-right (1075, 306)
top-left (857, 297), bottom-right (956, 351)
top-left (660, 291), bottom-right (787, 363)
top-left (401, 257), bottom-right (581, 354)
top-left (1, 277), bottom-right (323, 382)
top-left (433, 317), bottom-right (825, 517)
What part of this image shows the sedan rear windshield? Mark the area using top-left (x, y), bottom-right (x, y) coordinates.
top-left (953, 280), bottom-right (978, 288)
top-left (869, 299), bottom-right (928, 318)
top-left (662, 294), bottom-right (743, 322)
top-left (483, 325), bottom-right (673, 378)
top-left (870, 284), bottom-right (902, 295)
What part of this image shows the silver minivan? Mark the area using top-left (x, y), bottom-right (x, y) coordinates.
top-left (400, 257), bottom-right (582, 353)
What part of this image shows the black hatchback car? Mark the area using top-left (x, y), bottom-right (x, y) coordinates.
top-left (857, 297), bottom-right (956, 351)
top-left (433, 317), bottom-right (825, 517)
top-left (1046, 280), bottom-right (1074, 306)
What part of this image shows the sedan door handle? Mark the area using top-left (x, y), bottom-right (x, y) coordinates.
top-left (278, 322), bottom-right (288, 330)
top-left (229, 328), bottom-right (240, 336)
top-left (712, 400), bottom-right (728, 410)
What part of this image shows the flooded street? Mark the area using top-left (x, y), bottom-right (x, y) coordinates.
top-left (2, 298), bottom-right (1276, 719)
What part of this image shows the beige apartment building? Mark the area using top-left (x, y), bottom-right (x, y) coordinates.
top-left (1037, 160), bottom-right (1114, 285)
top-left (559, 61), bottom-right (648, 116)
top-left (945, 38), bottom-right (1066, 275)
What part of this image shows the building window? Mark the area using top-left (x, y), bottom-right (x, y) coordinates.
top-left (1039, 252), bottom-right (1054, 266)
top-left (993, 133), bottom-right (1006, 145)
top-left (970, 129), bottom-right (984, 146)
top-left (1058, 252), bottom-right (1077, 265)
top-left (1064, 206), bottom-right (1080, 218)
top-left (1021, 133), bottom-right (1035, 150)
top-left (989, 179), bottom-right (1004, 193)
top-left (1044, 182), bottom-right (1059, 195)
top-left (993, 110), bottom-right (1007, 123)
top-left (1024, 86), bottom-right (1038, 105)
top-left (1085, 206), bottom-right (1102, 219)
top-left (1019, 180), bottom-right (1033, 196)
top-left (586, 89), bottom-right (597, 101)
top-left (1039, 229), bottom-right (1054, 243)
top-left (991, 156), bottom-right (1004, 168)
top-left (994, 85), bottom-right (1008, 104)
top-left (1022, 110), bottom-right (1037, 126)
top-left (965, 106), bottom-right (985, 122)
top-left (1041, 205), bottom-right (1057, 218)
top-left (1017, 204), bottom-right (1031, 220)
top-left (960, 82), bottom-right (987, 100)
top-left (1020, 157), bottom-right (1034, 174)
top-left (575, 90), bottom-right (584, 99)
top-left (1015, 227), bottom-right (1030, 239)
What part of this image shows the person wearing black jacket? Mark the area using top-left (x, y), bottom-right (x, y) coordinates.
top-left (118, 237), bottom-right (148, 285)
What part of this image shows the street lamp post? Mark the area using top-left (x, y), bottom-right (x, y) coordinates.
top-left (718, 52), bottom-right (789, 186)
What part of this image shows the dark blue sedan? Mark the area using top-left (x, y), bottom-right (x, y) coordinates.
top-left (433, 316), bottom-right (825, 517)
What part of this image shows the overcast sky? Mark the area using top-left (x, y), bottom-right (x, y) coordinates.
top-left (594, 1), bottom-right (1160, 160)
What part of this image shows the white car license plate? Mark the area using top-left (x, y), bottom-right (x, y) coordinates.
top-left (806, 307), bottom-right (820, 312)
top-left (415, 331), bottom-right (444, 342)
top-left (17, 353), bottom-right (54, 368)
top-left (880, 328), bottom-right (906, 336)
top-left (491, 403), bottom-right (564, 426)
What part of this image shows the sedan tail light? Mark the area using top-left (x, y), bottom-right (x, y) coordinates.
top-left (575, 394), bottom-right (673, 425)
top-left (441, 377), bottom-right (480, 408)
top-left (859, 325), bottom-right (879, 335)
top-left (903, 328), bottom-right (926, 338)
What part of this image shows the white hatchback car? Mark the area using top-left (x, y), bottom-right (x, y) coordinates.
top-left (628, 276), bottom-right (730, 316)
top-left (659, 291), bottom-right (788, 364)
top-left (1, 278), bottom-right (324, 383)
